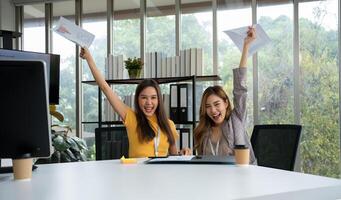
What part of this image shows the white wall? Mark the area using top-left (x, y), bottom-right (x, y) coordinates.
top-left (0, 0), bottom-right (16, 31)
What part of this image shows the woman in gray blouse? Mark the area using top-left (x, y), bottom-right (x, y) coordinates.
top-left (194, 26), bottom-right (256, 164)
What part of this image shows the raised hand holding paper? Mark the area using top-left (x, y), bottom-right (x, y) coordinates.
top-left (53, 17), bottom-right (95, 48)
top-left (224, 24), bottom-right (271, 56)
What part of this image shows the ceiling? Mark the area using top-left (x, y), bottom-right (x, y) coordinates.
top-left (22, 0), bottom-right (211, 18)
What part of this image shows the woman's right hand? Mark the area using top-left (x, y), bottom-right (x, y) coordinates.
top-left (80, 47), bottom-right (90, 60)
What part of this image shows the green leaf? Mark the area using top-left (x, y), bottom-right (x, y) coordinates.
top-left (51, 151), bottom-right (61, 163)
top-left (52, 135), bottom-right (70, 151)
top-left (65, 149), bottom-right (77, 161)
top-left (60, 151), bottom-right (72, 162)
top-left (65, 136), bottom-right (80, 151)
top-left (80, 152), bottom-right (88, 161)
top-left (71, 137), bottom-right (88, 150)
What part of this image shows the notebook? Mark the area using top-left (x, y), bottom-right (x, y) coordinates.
top-left (145, 155), bottom-right (235, 164)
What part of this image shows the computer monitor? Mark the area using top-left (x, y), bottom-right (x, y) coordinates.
top-left (0, 60), bottom-right (52, 162)
top-left (0, 48), bottom-right (60, 105)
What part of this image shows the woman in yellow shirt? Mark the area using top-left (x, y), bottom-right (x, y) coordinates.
top-left (80, 48), bottom-right (190, 158)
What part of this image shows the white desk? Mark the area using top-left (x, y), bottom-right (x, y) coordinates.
top-left (0, 159), bottom-right (341, 200)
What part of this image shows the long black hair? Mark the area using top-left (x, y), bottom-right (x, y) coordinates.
top-left (134, 79), bottom-right (175, 145)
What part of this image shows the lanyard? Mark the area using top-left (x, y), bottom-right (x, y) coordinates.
top-left (209, 138), bottom-right (220, 156)
top-left (154, 127), bottom-right (161, 157)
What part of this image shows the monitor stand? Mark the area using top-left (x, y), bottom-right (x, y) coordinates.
top-left (0, 159), bottom-right (38, 174)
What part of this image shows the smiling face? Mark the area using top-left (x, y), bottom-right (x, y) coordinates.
top-left (138, 86), bottom-right (159, 117)
top-left (205, 94), bottom-right (228, 126)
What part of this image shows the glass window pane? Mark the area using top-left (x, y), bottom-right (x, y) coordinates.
top-left (83, 0), bottom-right (107, 80)
top-left (299, 0), bottom-right (340, 178)
top-left (181, 0), bottom-right (212, 75)
top-left (113, 0), bottom-right (140, 58)
top-left (52, 1), bottom-right (76, 129)
top-left (145, 0), bottom-right (175, 79)
top-left (257, 2), bottom-right (294, 124)
top-left (146, 0), bottom-right (175, 57)
top-left (82, 0), bottom-right (107, 137)
top-left (112, 0), bottom-right (140, 105)
top-left (23, 4), bottom-right (45, 52)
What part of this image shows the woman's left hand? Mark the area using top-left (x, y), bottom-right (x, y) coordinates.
top-left (179, 148), bottom-right (192, 155)
top-left (244, 26), bottom-right (256, 47)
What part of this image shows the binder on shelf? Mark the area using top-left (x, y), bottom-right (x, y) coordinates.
top-left (179, 83), bottom-right (191, 122)
top-left (161, 57), bottom-right (167, 78)
top-left (151, 52), bottom-right (156, 78)
top-left (166, 57), bottom-right (172, 77)
top-left (105, 57), bottom-right (109, 80)
top-left (180, 50), bottom-right (186, 77)
top-left (180, 128), bottom-right (191, 149)
top-left (175, 128), bottom-right (181, 149)
top-left (144, 52), bottom-right (150, 78)
top-left (176, 83), bottom-right (204, 123)
top-left (190, 48), bottom-right (196, 75)
top-left (171, 56), bottom-right (176, 77)
top-left (196, 48), bottom-right (203, 76)
top-left (169, 84), bottom-right (179, 123)
top-left (156, 52), bottom-right (163, 78)
top-left (175, 56), bottom-right (180, 77)
top-left (194, 84), bottom-right (204, 122)
top-left (117, 55), bottom-right (124, 79)
top-left (163, 93), bottom-right (170, 118)
top-left (185, 49), bottom-right (191, 76)
top-left (113, 55), bottom-right (118, 79)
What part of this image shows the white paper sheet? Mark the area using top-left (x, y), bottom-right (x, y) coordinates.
top-left (223, 24), bottom-right (271, 56)
top-left (147, 156), bottom-right (195, 163)
top-left (52, 16), bottom-right (95, 48)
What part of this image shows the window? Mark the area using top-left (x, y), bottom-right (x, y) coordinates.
top-left (52, 0), bottom-right (76, 129)
top-left (113, 0), bottom-right (140, 103)
top-left (181, 0), bottom-right (212, 75)
top-left (257, 2), bottom-right (294, 124)
top-left (146, 0), bottom-right (175, 56)
top-left (81, 0), bottom-right (107, 135)
top-left (299, 0), bottom-right (340, 178)
top-left (23, 4), bottom-right (45, 52)
top-left (113, 0), bottom-right (140, 58)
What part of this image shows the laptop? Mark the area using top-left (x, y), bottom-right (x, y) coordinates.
top-left (145, 155), bottom-right (235, 164)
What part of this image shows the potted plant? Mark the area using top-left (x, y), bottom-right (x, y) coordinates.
top-left (36, 106), bottom-right (88, 164)
top-left (124, 57), bottom-right (143, 79)
top-left (36, 125), bottom-right (88, 164)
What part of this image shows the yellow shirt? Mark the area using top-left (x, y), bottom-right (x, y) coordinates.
top-left (123, 108), bottom-right (179, 158)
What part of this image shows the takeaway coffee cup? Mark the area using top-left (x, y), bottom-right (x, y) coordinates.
top-left (12, 158), bottom-right (33, 180)
top-left (234, 145), bottom-right (249, 166)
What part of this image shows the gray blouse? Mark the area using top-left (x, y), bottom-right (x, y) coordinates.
top-left (201, 68), bottom-right (256, 164)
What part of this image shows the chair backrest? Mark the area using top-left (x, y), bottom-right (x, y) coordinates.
top-left (251, 124), bottom-right (302, 171)
top-left (95, 126), bottom-right (129, 160)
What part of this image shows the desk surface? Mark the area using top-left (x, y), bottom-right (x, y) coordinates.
top-left (1, 159), bottom-right (341, 200)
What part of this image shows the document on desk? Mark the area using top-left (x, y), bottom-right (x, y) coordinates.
top-left (148, 156), bottom-right (195, 163)
top-left (52, 16), bottom-right (95, 48)
top-left (145, 155), bottom-right (235, 164)
top-left (223, 24), bottom-right (271, 56)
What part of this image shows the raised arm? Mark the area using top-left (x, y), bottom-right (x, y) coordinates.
top-left (80, 47), bottom-right (129, 120)
top-left (239, 26), bottom-right (256, 68)
top-left (233, 26), bottom-right (256, 121)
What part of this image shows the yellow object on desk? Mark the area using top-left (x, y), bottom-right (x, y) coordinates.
top-left (120, 156), bottom-right (137, 164)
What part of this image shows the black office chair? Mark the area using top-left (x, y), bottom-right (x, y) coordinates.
top-left (95, 126), bottom-right (129, 160)
top-left (251, 124), bottom-right (302, 171)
